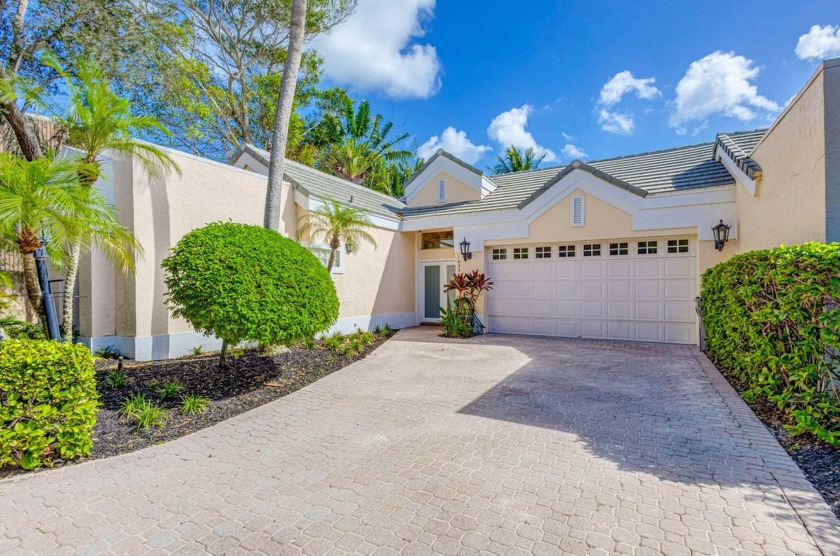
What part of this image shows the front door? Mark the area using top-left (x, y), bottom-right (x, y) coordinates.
top-left (421, 262), bottom-right (457, 322)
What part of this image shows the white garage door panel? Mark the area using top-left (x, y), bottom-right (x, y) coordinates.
top-left (487, 238), bottom-right (697, 344)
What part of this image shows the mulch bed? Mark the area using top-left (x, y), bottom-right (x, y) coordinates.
top-left (0, 333), bottom-right (391, 480)
top-left (721, 372), bottom-right (840, 518)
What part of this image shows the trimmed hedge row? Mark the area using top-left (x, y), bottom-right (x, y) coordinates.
top-left (701, 242), bottom-right (840, 444)
top-left (0, 340), bottom-right (99, 469)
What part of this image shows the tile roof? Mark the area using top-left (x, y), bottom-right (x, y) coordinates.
top-left (234, 130), bottom-right (767, 223)
top-left (237, 144), bottom-right (405, 219)
top-left (713, 129), bottom-right (766, 179)
top-left (400, 135), bottom-right (761, 219)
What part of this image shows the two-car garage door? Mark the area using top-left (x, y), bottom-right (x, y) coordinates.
top-left (486, 237), bottom-right (697, 344)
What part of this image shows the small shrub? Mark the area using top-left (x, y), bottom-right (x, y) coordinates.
top-left (133, 403), bottom-right (168, 431)
top-left (158, 381), bottom-right (181, 399)
top-left (701, 242), bottom-right (840, 444)
top-left (0, 316), bottom-right (46, 340)
top-left (119, 393), bottom-right (168, 431)
top-left (0, 340), bottom-right (98, 470)
top-left (93, 345), bottom-right (121, 359)
top-left (382, 323), bottom-right (392, 335)
top-left (180, 394), bottom-right (211, 415)
top-left (440, 301), bottom-right (474, 338)
top-left (162, 222), bottom-right (340, 366)
top-left (373, 324), bottom-right (381, 333)
top-left (119, 393), bottom-right (148, 419)
top-left (323, 332), bottom-right (344, 351)
top-left (228, 345), bottom-right (244, 360)
top-left (190, 345), bottom-right (203, 356)
top-left (299, 337), bottom-right (316, 350)
top-left (144, 379), bottom-right (160, 389)
top-left (105, 369), bottom-right (128, 389)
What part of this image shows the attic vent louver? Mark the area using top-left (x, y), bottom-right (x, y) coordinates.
top-left (571, 195), bottom-right (585, 227)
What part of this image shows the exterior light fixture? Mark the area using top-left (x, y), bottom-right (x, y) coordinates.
top-left (712, 219), bottom-right (731, 251)
top-left (459, 238), bottom-right (472, 261)
top-left (345, 239), bottom-right (354, 254)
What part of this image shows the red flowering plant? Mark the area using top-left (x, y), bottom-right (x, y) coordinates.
top-left (441, 270), bottom-right (494, 337)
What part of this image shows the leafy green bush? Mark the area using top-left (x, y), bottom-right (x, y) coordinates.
top-left (0, 340), bottom-right (98, 469)
top-left (440, 301), bottom-right (474, 338)
top-left (158, 381), bottom-right (181, 399)
top-left (0, 316), bottom-right (47, 340)
top-left (322, 330), bottom-right (377, 356)
top-left (105, 369), bottom-right (128, 389)
top-left (701, 243), bottom-right (840, 444)
top-left (162, 222), bottom-right (340, 366)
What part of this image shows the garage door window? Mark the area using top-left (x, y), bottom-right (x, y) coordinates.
top-left (583, 244), bottom-right (601, 257)
top-left (492, 248), bottom-right (507, 260)
top-left (638, 240), bottom-right (658, 254)
top-left (609, 242), bottom-right (628, 256)
top-left (513, 247), bottom-right (529, 260)
top-left (535, 246), bottom-right (552, 259)
top-left (557, 245), bottom-right (576, 258)
top-left (667, 239), bottom-right (689, 254)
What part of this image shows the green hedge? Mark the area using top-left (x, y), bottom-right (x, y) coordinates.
top-left (0, 340), bottom-right (99, 469)
top-left (701, 242), bottom-right (840, 444)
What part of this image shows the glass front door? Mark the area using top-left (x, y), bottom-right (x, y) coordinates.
top-left (422, 263), bottom-right (456, 321)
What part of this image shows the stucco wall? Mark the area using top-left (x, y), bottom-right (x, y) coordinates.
top-left (408, 171), bottom-right (480, 206)
top-left (737, 70), bottom-right (827, 251)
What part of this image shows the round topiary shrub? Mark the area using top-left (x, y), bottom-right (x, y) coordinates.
top-left (0, 340), bottom-right (98, 470)
top-left (162, 222), bottom-right (340, 365)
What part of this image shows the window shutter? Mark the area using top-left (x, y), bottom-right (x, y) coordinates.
top-left (571, 195), bottom-right (585, 226)
top-left (437, 179), bottom-right (446, 202)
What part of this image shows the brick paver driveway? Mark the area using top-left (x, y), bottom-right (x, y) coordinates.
top-left (2, 327), bottom-right (839, 555)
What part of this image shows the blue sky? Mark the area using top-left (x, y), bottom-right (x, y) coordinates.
top-left (310, 0), bottom-right (840, 169)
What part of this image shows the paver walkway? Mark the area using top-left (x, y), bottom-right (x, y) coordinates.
top-left (1, 327), bottom-right (839, 555)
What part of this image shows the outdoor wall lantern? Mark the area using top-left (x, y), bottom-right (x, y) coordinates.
top-left (345, 239), bottom-right (354, 254)
top-left (712, 219), bottom-right (731, 251)
top-left (459, 238), bottom-right (472, 261)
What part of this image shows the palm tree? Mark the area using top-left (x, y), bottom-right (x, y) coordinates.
top-left (265, 0), bottom-right (309, 231)
top-left (297, 198), bottom-right (376, 272)
top-left (490, 146), bottom-right (545, 174)
top-left (314, 100), bottom-right (412, 188)
top-left (0, 154), bottom-right (138, 330)
top-left (55, 57), bottom-right (178, 342)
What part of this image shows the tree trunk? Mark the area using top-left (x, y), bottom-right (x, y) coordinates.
top-left (219, 339), bottom-right (228, 367)
top-left (62, 241), bottom-right (82, 342)
top-left (21, 251), bottom-right (46, 328)
top-left (1, 102), bottom-right (42, 161)
top-left (326, 248), bottom-right (336, 272)
top-left (263, 0), bottom-right (308, 230)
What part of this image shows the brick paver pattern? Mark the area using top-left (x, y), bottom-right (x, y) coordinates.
top-left (1, 327), bottom-right (839, 555)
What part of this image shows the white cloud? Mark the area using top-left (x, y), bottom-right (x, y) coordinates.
top-left (595, 70), bottom-right (660, 135)
top-left (597, 109), bottom-right (635, 135)
top-left (487, 105), bottom-right (557, 162)
top-left (561, 143), bottom-right (588, 159)
top-left (417, 127), bottom-right (490, 164)
top-left (311, 0), bottom-right (441, 99)
top-left (669, 51), bottom-right (781, 132)
top-left (795, 24), bottom-right (840, 61)
top-left (597, 70), bottom-right (661, 106)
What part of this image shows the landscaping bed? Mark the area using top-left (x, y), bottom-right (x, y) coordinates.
top-left (723, 373), bottom-right (840, 518)
top-left (0, 330), bottom-right (392, 479)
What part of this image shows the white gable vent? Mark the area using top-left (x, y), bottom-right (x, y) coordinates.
top-left (571, 195), bottom-right (585, 226)
top-left (437, 179), bottom-right (446, 202)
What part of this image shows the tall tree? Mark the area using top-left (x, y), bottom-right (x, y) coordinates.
top-left (265, 0), bottom-right (308, 231)
top-left (127, 0), bottom-right (355, 161)
top-left (491, 146), bottom-right (545, 175)
top-left (54, 57), bottom-right (178, 342)
top-left (309, 99), bottom-right (413, 193)
top-left (297, 198), bottom-right (375, 272)
top-left (1, 0), bottom-right (171, 160)
top-left (0, 154), bottom-right (138, 329)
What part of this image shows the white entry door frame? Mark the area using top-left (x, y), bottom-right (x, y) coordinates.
top-left (419, 260), bottom-right (457, 323)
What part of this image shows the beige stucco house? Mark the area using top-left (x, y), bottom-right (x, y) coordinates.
top-left (77, 58), bottom-right (840, 359)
